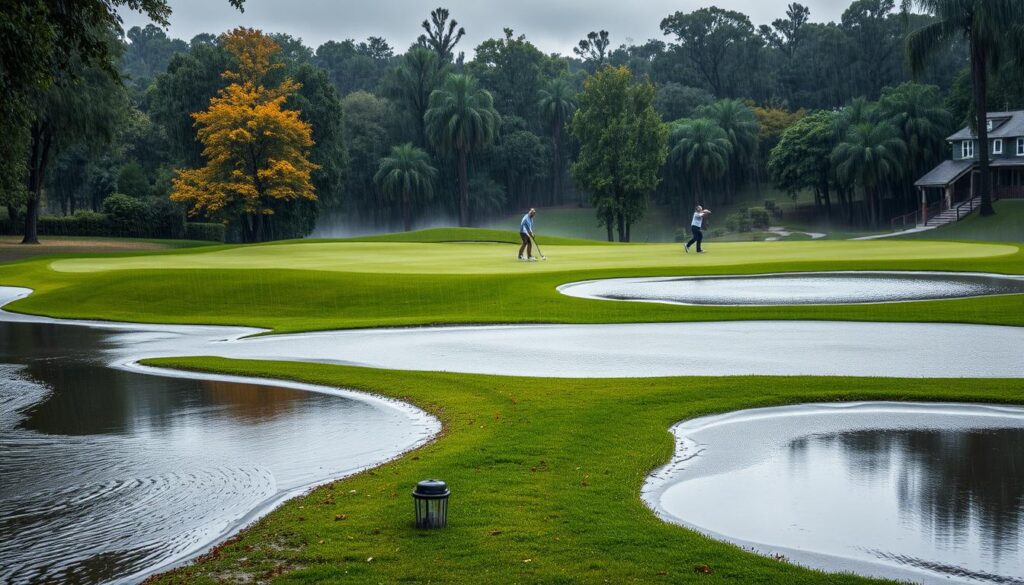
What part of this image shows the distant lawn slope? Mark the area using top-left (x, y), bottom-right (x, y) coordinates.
top-left (341, 227), bottom-right (607, 246)
top-left (900, 200), bottom-right (1024, 243)
top-left (484, 205), bottom-right (681, 242)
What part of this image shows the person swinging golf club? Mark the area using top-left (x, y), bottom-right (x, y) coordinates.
top-left (685, 205), bottom-right (712, 254)
top-left (518, 208), bottom-right (537, 261)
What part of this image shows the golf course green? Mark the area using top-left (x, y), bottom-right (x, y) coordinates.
top-left (1, 230), bottom-right (1023, 584)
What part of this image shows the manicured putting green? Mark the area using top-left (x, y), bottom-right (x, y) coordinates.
top-left (49, 240), bottom-right (1018, 275)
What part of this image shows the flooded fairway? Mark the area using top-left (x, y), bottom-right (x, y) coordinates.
top-left (0, 319), bottom-right (438, 584)
top-left (643, 403), bottom-right (1024, 585)
top-left (558, 271), bottom-right (1024, 306)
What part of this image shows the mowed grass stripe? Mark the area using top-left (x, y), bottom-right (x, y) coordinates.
top-left (48, 240), bottom-right (1018, 275)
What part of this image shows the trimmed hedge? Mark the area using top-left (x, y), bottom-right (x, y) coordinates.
top-left (185, 222), bottom-right (226, 242)
top-left (1, 212), bottom-right (224, 243)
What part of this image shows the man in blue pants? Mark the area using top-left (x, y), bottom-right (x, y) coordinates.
top-left (518, 208), bottom-right (537, 261)
top-left (685, 205), bottom-right (712, 253)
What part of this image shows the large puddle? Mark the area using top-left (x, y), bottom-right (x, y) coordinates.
top-left (3, 287), bottom-right (1024, 379)
top-left (558, 271), bottom-right (1024, 306)
top-left (0, 315), bottom-right (438, 584)
top-left (643, 403), bottom-right (1024, 585)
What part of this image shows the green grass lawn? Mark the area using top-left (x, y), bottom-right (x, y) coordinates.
top-left (141, 358), bottom-right (1024, 585)
top-left (2, 230), bottom-right (1023, 584)
top-left (2, 234), bottom-right (1022, 332)
top-left (899, 200), bottom-right (1024, 243)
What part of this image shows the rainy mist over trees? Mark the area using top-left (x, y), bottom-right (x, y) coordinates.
top-left (3, 1), bottom-right (1024, 242)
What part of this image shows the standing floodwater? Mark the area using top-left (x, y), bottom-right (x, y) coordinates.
top-left (0, 321), bottom-right (436, 584)
top-left (644, 403), bottom-right (1024, 585)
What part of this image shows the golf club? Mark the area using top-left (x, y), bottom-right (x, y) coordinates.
top-left (531, 235), bottom-right (547, 260)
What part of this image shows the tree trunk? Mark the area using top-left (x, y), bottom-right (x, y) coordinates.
top-left (616, 211), bottom-right (626, 242)
top-left (552, 127), bottom-right (561, 203)
top-left (458, 149), bottom-right (469, 227)
top-left (402, 192), bottom-right (412, 231)
top-left (604, 209), bottom-right (614, 242)
top-left (625, 221), bottom-right (631, 243)
top-left (22, 123), bottom-right (52, 245)
top-left (971, 32), bottom-right (995, 216)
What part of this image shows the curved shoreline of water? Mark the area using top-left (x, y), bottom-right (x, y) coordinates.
top-left (558, 271), bottom-right (1024, 306)
top-left (0, 286), bottom-right (441, 584)
top-left (642, 402), bottom-right (1024, 585)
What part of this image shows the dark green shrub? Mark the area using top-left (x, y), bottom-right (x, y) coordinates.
top-left (724, 213), bottom-right (752, 233)
top-left (39, 212), bottom-right (110, 236)
top-left (748, 207), bottom-right (771, 229)
top-left (186, 222), bottom-right (226, 242)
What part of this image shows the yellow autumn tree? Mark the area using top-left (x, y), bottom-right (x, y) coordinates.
top-left (171, 28), bottom-right (318, 242)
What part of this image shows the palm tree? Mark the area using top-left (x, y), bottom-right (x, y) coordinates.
top-left (696, 99), bottom-right (759, 202)
top-left (374, 143), bottom-right (438, 231)
top-left (669, 119), bottom-right (732, 213)
top-left (831, 122), bottom-right (907, 227)
top-left (903, 0), bottom-right (1024, 216)
top-left (879, 83), bottom-right (952, 209)
top-left (390, 48), bottom-right (445, 148)
top-left (425, 73), bottom-right (501, 227)
top-left (537, 77), bottom-right (577, 203)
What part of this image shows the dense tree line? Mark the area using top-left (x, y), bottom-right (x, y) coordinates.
top-left (3, 1), bottom-right (1024, 243)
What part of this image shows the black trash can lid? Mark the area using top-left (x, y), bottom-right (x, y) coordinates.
top-left (413, 479), bottom-right (450, 498)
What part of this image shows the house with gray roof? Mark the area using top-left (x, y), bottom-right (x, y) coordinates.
top-left (915, 111), bottom-right (1024, 222)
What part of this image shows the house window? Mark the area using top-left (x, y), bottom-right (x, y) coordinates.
top-left (987, 119), bottom-right (994, 132)
top-left (1018, 138), bottom-right (1024, 156)
top-left (962, 140), bottom-right (975, 159)
top-left (993, 139), bottom-right (1003, 155)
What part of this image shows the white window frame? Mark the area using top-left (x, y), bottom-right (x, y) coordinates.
top-left (962, 140), bottom-right (975, 159)
top-left (987, 119), bottom-right (994, 132)
top-left (1018, 138), bottom-right (1024, 156)
top-left (993, 139), bottom-right (1003, 155)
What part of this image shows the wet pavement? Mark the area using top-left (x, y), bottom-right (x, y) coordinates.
top-left (558, 271), bottom-right (1024, 306)
top-left (643, 402), bottom-right (1024, 585)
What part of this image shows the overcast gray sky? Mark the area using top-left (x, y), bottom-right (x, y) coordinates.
top-left (120, 0), bottom-right (852, 56)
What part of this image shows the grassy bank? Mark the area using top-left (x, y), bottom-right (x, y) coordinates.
top-left (0, 236), bottom-right (1022, 332)
top-left (141, 357), bottom-right (1024, 584)
top-left (899, 200), bottom-right (1024, 243)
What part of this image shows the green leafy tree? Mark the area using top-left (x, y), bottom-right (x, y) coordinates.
top-left (696, 99), bottom-right (759, 200)
top-left (342, 91), bottom-right (398, 226)
top-left (831, 121), bottom-right (907, 226)
top-left (22, 42), bottom-right (127, 243)
top-left (389, 48), bottom-right (446, 147)
top-left (879, 82), bottom-right (952, 205)
top-left (0, 1), bottom-right (243, 235)
top-left (121, 25), bottom-right (188, 93)
top-left (569, 66), bottom-right (668, 242)
top-left (768, 110), bottom-right (839, 215)
top-left (374, 143), bottom-right (437, 231)
top-left (660, 7), bottom-right (758, 96)
top-left (669, 118), bottom-right (732, 213)
top-left (653, 83), bottom-right (715, 122)
top-left (536, 77), bottom-right (577, 201)
top-left (425, 73), bottom-right (501, 227)
top-left (904, 0), bottom-right (1024, 216)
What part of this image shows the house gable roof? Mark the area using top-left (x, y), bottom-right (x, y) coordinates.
top-left (948, 111), bottom-right (1024, 141)
top-left (914, 159), bottom-right (973, 188)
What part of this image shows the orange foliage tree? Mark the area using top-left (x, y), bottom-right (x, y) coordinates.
top-left (171, 28), bottom-right (318, 242)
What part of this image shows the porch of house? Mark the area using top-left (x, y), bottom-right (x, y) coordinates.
top-left (914, 160), bottom-right (1024, 226)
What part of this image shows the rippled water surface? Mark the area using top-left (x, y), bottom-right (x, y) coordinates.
top-left (0, 321), bottom-right (436, 584)
top-left (559, 271), bottom-right (1024, 306)
top-left (644, 403), bottom-right (1024, 584)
